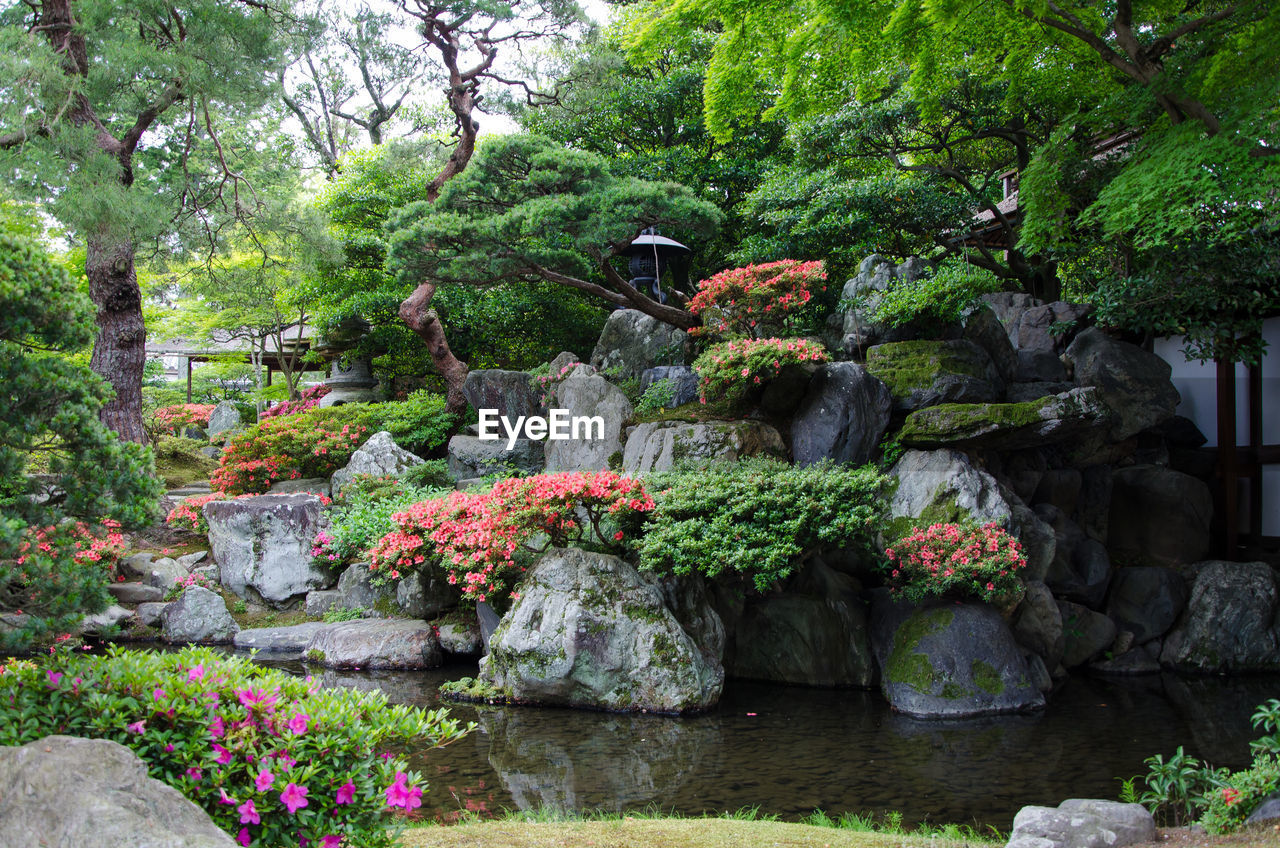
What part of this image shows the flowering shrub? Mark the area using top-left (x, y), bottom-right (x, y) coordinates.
top-left (312, 475), bottom-right (452, 577)
top-left (168, 493), bottom-right (231, 534)
top-left (633, 458), bottom-right (887, 591)
top-left (370, 470), bottom-right (654, 605)
top-left (534, 361), bottom-right (592, 405)
top-left (1198, 699), bottom-right (1280, 833)
top-left (150, 404), bottom-right (218, 435)
top-left (261, 384), bottom-right (331, 419)
top-left (883, 522), bottom-right (1026, 603)
top-left (211, 413), bottom-right (372, 496)
top-left (692, 337), bottom-right (829, 406)
top-left (164, 571), bottom-right (216, 601)
top-left (0, 647), bottom-right (472, 847)
top-left (688, 259), bottom-right (826, 339)
top-left (1, 520), bottom-right (127, 650)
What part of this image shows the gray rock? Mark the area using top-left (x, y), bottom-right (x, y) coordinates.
top-left (205, 401), bottom-right (242, 440)
top-left (119, 552), bottom-right (156, 580)
top-left (305, 589), bottom-right (343, 617)
top-left (0, 735), bottom-right (236, 848)
top-left (1057, 600), bottom-right (1117, 668)
top-left (1033, 469), bottom-right (1082, 516)
top-left (176, 551), bottom-right (208, 569)
top-left (964, 303), bottom-right (1019, 385)
top-left (1010, 301), bottom-right (1093, 353)
top-left (334, 561), bottom-right (394, 612)
top-left (542, 374), bottom-right (633, 472)
top-left (1065, 328), bottom-right (1180, 440)
top-left (135, 602), bottom-right (170, 628)
top-left (638, 365), bottom-right (700, 408)
top-left (108, 582), bottom-right (164, 604)
top-left (305, 619), bottom-right (442, 669)
top-left (395, 568), bottom-right (458, 618)
top-left (791, 362), bottom-right (893, 467)
top-left (479, 548), bottom-right (724, 713)
top-left (1090, 643), bottom-right (1163, 676)
top-left (330, 431), bottom-right (424, 494)
top-left (80, 604), bottom-right (134, 635)
top-left (1160, 561), bottom-right (1280, 672)
top-left (447, 434), bottom-right (545, 479)
top-left (838, 255), bottom-right (935, 352)
top-left (204, 493), bottom-right (332, 608)
top-left (1017, 349), bottom-right (1069, 383)
top-left (462, 369), bottom-right (547, 438)
top-left (145, 557), bottom-right (190, 591)
top-left (547, 351), bottom-right (582, 375)
top-left (1012, 581), bottom-right (1065, 670)
top-left (871, 600), bottom-right (1045, 718)
top-left (1245, 793), bottom-right (1280, 824)
top-left (590, 309), bottom-right (688, 380)
top-left (865, 339), bottom-right (1003, 412)
top-left (898, 388), bottom-right (1109, 451)
top-left (234, 621), bottom-right (330, 654)
top-left (1107, 465), bottom-right (1213, 569)
top-left (1006, 382), bottom-right (1075, 403)
top-left (436, 618), bottom-right (483, 656)
top-left (732, 562), bottom-right (874, 687)
top-left (1106, 567), bottom-right (1188, 644)
top-left (268, 477), bottom-right (332, 497)
top-left (1041, 509), bottom-right (1112, 610)
top-left (981, 291), bottom-right (1042, 346)
top-left (622, 420), bottom-right (785, 476)
top-left (160, 586), bottom-right (239, 644)
top-left (644, 571), bottom-right (726, 669)
top-left (1007, 799), bottom-right (1154, 848)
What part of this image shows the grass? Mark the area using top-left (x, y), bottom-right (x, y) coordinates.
top-left (400, 809), bottom-right (1002, 848)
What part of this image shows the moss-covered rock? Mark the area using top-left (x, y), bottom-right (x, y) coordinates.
top-left (897, 387), bottom-right (1109, 450)
top-left (864, 339), bottom-right (1002, 412)
top-left (621, 420), bottom-right (785, 476)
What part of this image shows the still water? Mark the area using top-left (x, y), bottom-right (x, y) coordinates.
top-left (304, 660), bottom-right (1278, 829)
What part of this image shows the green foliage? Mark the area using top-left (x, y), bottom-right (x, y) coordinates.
top-left (692, 337), bottom-right (828, 406)
top-left (633, 459), bottom-right (888, 591)
top-left (374, 390), bottom-right (454, 455)
top-left (398, 460), bottom-right (453, 491)
top-left (1198, 699), bottom-right (1280, 833)
top-left (871, 261), bottom-right (1006, 332)
top-left (385, 133), bottom-right (723, 309)
top-left (1129, 746), bottom-right (1227, 828)
top-left (322, 605), bottom-right (366, 623)
top-left (0, 232), bottom-right (160, 648)
top-left (0, 647), bottom-right (472, 848)
top-left (315, 474), bottom-right (453, 574)
top-left (634, 378), bottom-right (678, 418)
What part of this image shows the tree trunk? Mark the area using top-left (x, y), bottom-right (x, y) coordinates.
top-left (399, 282), bottom-right (469, 415)
top-left (85, 236), bottom-right (148, 445)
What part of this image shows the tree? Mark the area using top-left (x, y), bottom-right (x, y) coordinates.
top-left (0, 0), bottom-right (292, 443)
top-left (0, 231), bottom-right (160, 648)
top-left (386, 133), bottom-right (723, 329)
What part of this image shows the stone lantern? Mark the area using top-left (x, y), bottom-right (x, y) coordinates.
top-left (313, 316), bottom-right (382, 407)
top-left (625, 227), bottom-right (690, 304)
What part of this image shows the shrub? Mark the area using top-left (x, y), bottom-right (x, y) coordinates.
top-left (260, 384), bottom-right (331, 419)
top-left (312, 475), bottom-right (452, 577)
top-left (150, 404), bottom-right (217, 435)
top-left (633, 459), bottom-right (888, 591)
top-left (375, 390), bottom-right (454, 455)
top-left (692, 337), bottom-right (828, 406)
top-left (871, 260), bottom-right (1005, 331)
top-left (883, 522), bottom-right (1027, 604)
top-left (688, 259), bottom-right (827, 340)
top-left (0, 647), bottom-right (471, 847)
top-left (397, 460), bottom-right (452, 491)
top-left (634, 378), bottom-right (678, 417)
top-left (1126, 746), bottom-right (1226, 827)
top-left (370, 470), bottom-right (654, 606)
top-left (1199, 700), bottom-right (1280, 833)
top-left (534, 361), bottom-right (592, 405)
top-left (168, 493), bottom-right (250, 535)
top-left (211, 411), bottom-right (374, 495)
top-left (163, 572), bottom-right (216, 601)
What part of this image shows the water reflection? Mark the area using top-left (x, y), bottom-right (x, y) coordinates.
top-left (287, 659), bottom-right (1276, 829)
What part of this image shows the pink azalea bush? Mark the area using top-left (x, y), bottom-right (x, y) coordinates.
top-left (211, 412), bottom-right (371, 496)
top-left (884, 522), bottom-right (1027, 603)
top-left (261, 384), bottom-right (331, 419)
top-left (150, 404), bottom-right (218, 436)
top-left (0, 647), bottom-right (471, 847)
top-left (369, 470), bottom-right (655, 605)
top-left (692, 337), bottom-right (829, 406)
top-left (688, 259), bottom-right (827, 340)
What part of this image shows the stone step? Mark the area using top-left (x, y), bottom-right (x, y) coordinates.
top-left (167, 481), bottom-right (212, 498)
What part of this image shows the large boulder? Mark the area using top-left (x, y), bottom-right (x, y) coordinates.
top-left (542, 374), bottom-right (633, 472)
top-left (837, 255), bottom-right (934, 352)
top-left (1105, 567), bottom-right (1188, 644)
top-left (395, 568), bottom-right (459, 619)
top-left (1006, 799), bottom-right (1155, 848)
top-left (1057, 600), bottom-right (1117, 668)
top-left (1039, 506), bottom-right (1112, 610)
top-left (462, 369), bottom-right (546, 438)
top-left (0, 735), bottom-right (237, 848)
top-left (160, 586), bottom-right (239, 644)
top-left (621, 420), bottom-right (785, 476)
top-left (1012, 581), bottom-right (1065, 670)
top-left (865, 339), bottom-right (1003, 412)
top-left (887, 450), bottom-right (1055, 579)
top-left (639, 365), bottom-right (700, 408)
top-left (897, 388), bottom-right (1109, 451)
top-left (205, 401), bottom-right (243, 440)
top-left (590, 309), bottom-right (688, 380)
top-left (306, 619), bottom-right (443, 669)
top-left (203, 493), bottom-right (332, 608)
top-left (447, 434), bottom-right (545, 479)
top-left (1107, 465), bottom-right (1213, 569)
top-left (1007, 301), bottom-right (1094, 354)
top-left (233, 621), bottom-right (330, 655)
top-left (963, 303), bottom-right (1020, 385)
top-left (330, 431), bottom-right (424, 494)
top-left (1064, 328), bottom-right (1179, 440)
top-left (1160, 561), bottom-right (1280, 672)
top-left (479, 548), bottom-right (724, 713)
top-left (791, 362), bottom-right (893, 467)
top-left (871, 600), bottom-right (1045, 718)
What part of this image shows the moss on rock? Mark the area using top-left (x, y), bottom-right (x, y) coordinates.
top-left (886, 607), bottom-right (954, 694)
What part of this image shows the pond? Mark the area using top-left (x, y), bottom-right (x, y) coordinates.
top-left (298, 660), bottom-right (1278, 829)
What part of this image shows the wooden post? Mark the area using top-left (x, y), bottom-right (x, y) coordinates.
top-left (1217, 358), bottom-right (1239, 557)
top-left (186, 356), bottom-right (193, 403)
top-left (1248, 362), bottom-right (1263, 545)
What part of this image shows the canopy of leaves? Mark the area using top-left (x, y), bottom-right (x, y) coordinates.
top-left (385, 133), bottom-right (723, 299)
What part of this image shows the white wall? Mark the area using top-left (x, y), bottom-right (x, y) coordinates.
top-left (1154, 317), bottom-right (1280, 536)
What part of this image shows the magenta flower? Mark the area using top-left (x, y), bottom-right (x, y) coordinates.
top-left (280, 782), bottom-right (309, 814)
top-left (212, 743), bottom-right (233, 765)
top-left (152, 687), bottom-right (166, 702)
top-left (237, 827), bottom-right (251, 846)
top-left (334, 780), bottom-right (356, 805)
top-left (288, 713), bottom-right (309, 735)
top-left (186, 767), bottom-right (202, 782)
top-left (209, 716), bottom-right (225, 738)
top-left (320, 836), bottom-right (342, 848)
top-left (187, 664), bottom-right (205, 681)
top-left (236, 687), bottom-right (277, 711)
top-left (126, 720), bottom-right (145, 735)
top-left (218, 788), bottom-right (236, 806)
top-left (45, 670), bottom-right (63, 688)
top-left (237, 799), bottom-right (260, 825)
top-left (275, 753), bottom-right (296, 769)
top-left (254, 770), bottom-right (274, 792)
top-left (384, 772), bottom-right (423, 810)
